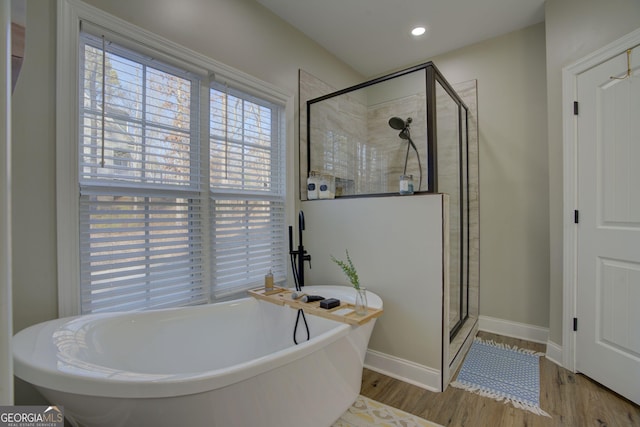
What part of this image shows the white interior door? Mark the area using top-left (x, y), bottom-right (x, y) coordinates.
top-left (576, 47), bottom-right (640, 405)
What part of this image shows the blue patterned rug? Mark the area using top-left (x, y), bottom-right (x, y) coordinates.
top-left (451, 338), bottom-right (550, 417)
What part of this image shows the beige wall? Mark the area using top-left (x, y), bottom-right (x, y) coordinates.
top-left (11, 0), bottom-right (57, 334)
top-left (1, 0), bottom-right (13, 405)
top-left (11, 0), bottom-right (57, 404)
top-left (544, 0), bottom-right (640, 345)
top-left (79, 0), bottom-right (363, 97)
top-left (424, 23), bottom-right (550, 329)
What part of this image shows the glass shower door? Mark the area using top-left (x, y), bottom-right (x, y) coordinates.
top-left (435, 80), bottom-right (469, 340)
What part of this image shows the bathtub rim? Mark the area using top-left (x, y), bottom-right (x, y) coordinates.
top-left (13, 285), bottom-right (380, 399)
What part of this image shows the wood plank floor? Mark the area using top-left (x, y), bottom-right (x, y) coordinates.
top-left (361, 332), bottom-right (640, 426)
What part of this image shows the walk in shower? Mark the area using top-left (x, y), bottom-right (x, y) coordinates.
top-left (303, 62), bottom-right (477, 344)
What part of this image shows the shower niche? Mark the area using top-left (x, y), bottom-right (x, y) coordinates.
top-left (301, 62), bottom-right (480, 387)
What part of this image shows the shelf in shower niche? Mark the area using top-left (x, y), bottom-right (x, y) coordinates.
top-left (248, 287), bottom-right (383, 326)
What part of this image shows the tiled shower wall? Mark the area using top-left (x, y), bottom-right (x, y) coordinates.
top-left (307, 84), bottom-right (368, 194)
top-left (301, 70), bottom-right (427, 196)
top-left (366, 93), bottom-right (427, 193)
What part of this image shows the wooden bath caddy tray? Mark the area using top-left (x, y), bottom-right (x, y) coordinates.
top-left (248, 287), bottom-right (383, 325)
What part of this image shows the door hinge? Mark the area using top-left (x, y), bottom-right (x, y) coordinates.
top-left (573, 101), bottom-right (579, 115)
top-left (573, 317), bottom-right (578, 331)
top-left (574, 210), bottom-right (579, 224)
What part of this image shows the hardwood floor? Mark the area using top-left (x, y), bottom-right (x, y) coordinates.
top-left (360, 332), bottom-right (640, 426)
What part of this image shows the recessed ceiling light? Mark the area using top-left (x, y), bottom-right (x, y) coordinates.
top-left (411, 26), bottom-right (426, 37)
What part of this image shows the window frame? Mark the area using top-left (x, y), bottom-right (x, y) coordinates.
top-left (57, 0), bottom-right (290, 317)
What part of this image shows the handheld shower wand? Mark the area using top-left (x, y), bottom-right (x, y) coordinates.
top-left (388, 116), bottom-right (423, 191)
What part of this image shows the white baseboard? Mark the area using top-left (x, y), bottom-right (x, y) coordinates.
top-left (364, 349), bottom-right (441, 392)
top-left (545, 340), bottom-right (563, 366)
top-left (479, 315), bottom-right (549, 344)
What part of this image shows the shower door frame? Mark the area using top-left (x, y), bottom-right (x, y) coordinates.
top-left (306, 62), bottom-right (471, 343)
top-left (306, 62), bottom-right (438, 195)
top-left (305, 62), bottom-right (473, 372)
top-left (428, 66), bottom-right (471, 342)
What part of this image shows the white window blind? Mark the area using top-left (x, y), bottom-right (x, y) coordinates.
top-left (76, 27), bottom-right (287, 313)
top-left (210, 83), bottom-right (286, 299)
top-left (78, 30), bottom-right (205, 313)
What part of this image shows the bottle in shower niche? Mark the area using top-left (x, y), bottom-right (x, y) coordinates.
top-left (319, 174), bottom-right (335, 199)
top-left (399, 174), bottom-right (414, 195)
top-left (264, 269), bottom-right (274, 292)
top-left (307, 171), bottom-right (319, 200)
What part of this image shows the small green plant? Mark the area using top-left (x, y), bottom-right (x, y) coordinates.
top-left (330, 250), bottom-right (360, 290)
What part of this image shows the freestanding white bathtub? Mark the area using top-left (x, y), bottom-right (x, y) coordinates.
top-left (13, 286), bottom-right (381, 427)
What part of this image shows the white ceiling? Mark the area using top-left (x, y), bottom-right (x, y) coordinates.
top-left (256, 0), bottom-right (545, 77)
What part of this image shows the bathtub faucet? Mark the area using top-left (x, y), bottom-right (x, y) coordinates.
top-left (289, 211), bottom-right (311, 289)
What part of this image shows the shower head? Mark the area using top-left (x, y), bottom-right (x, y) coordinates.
top-left (389, 117), bottom-right (413, 140)
top-left (388, 116), bottom-right (407, 130)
